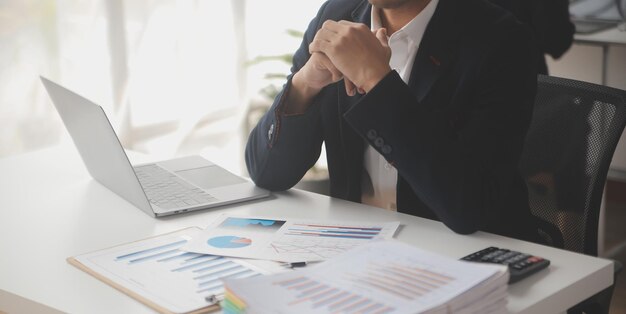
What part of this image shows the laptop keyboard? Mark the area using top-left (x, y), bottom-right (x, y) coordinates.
top-left (134, 164), bottom-right (217, 210)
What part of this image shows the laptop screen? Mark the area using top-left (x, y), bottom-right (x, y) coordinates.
top-left (570, 0), bottom-right (624, 22)
top-left (570, 0), bottom-right (625, 34)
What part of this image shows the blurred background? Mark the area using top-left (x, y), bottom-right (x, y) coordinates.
top-left (0, 0), bottom-right (327, 177)
top-left (1, 0), bottom-right (625, 180)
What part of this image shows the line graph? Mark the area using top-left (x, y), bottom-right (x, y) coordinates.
top-left (269, 222), bottom-right (398, 262)
top-left (269, 238), bottom-right (363, 260)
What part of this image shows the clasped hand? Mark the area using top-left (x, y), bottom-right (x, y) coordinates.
top-left (304, 20), bottom-right (392, 96)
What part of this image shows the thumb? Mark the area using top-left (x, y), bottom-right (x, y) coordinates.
top-left (375, 28), bottom-right (389, 47)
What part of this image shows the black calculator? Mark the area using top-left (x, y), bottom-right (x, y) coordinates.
top-left (460, 247), bottom-right (550, 284)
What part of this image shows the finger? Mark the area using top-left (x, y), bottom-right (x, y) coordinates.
top-left (309, 39), bottom-right (331, 54)
top-left (318, 53), bottom-right (343, 81)
top-left (321, 20), bottom-right (342, 33)
top-left (314, 27), bottom-right (338, 43)
top-left (375, 28), bottom-right (389, 47)
top-left (344, 78), bottom-right (356, 96)
top-left (337, 20), bottom-right (361, 27)
top-left (338, 20), bottom-right (370, 33)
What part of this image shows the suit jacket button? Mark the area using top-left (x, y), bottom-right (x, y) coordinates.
top-left (367, 129), bottom-right (378, 140)
top-left (374, 137), bottom-right (384, 148)
top-left (382, 145), bottom-right (392, 154)
top-left (268, 123), bottom-right (275, 141)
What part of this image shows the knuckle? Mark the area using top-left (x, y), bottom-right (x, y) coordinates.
top-left (337, 36), bottom-right (349, 46)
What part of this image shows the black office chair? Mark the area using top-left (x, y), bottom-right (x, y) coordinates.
top-left (519, 75), bottom-right (626, 314)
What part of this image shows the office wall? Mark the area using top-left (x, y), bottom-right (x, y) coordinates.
top-left (547, 44), bottom-right (626, 181)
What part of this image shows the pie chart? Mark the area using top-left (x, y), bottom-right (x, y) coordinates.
top-left (207, 236), bottom-right (252, 249)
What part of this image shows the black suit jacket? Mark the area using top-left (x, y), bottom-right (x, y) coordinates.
top-left (246, 0), bottom-right (539, 241)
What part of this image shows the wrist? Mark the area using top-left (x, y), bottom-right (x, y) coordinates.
top-left (292, 71), bottom-right (322, 99)
top-left (284, 72), bottom-right (322, 114)
top-left (362, 66), bottom-right (392, 93)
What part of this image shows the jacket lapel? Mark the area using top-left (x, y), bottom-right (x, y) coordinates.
top-left (347, 0), bottom-right (461, 104)
top-left (408, 0), bottom-right (460, 103)
top-left (351, 0), bottom-right (371, 26)
top-left (335, 0), bottom-right (461, 199)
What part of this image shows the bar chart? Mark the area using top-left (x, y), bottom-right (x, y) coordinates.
top-left (269, 221), bottom-right (399, 262)
top-left (266, 263), bottom-right (455, 312)
top-left (222, 241), bottom-right (506, 314)
top-left (273, 276), bottom-right (395, 314)
top-left (114, 238), bottom-right (261, 295)
top-left (74, 228), bottom-right (274, 313)
top-left (284, 224), bottom-right (383, 239)
top-left (346, 262), bottom-right (455, 301)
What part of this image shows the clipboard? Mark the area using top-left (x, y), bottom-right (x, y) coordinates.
top-left (67, 227), bottom-right (277, 314)
top-left (67, 256), bottom-right (219, 314)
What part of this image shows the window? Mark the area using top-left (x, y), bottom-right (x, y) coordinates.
top-left (1, 0), bottom-right (324, 175)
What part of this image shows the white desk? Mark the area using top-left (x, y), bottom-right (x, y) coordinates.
top-left (575, 26), bottom-right (626, 46)
top-left (0, 146), bottom-right (614, 314)
top-left (573, 27), bottom-right (626, 85)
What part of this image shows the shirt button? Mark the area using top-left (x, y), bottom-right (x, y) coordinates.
top-left (374, 137), bottom-right (384, 148)
top-left (382, 145), bottom-right (392, 154)
top-left (367, 129), bottom-right (377, 140)
top-left (268, 123), bottom-right (275, 141)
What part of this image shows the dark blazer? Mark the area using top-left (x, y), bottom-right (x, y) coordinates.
top-left (246, 0), bottom-right (539, 241)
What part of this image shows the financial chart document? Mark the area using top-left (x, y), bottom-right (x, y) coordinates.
top-left (182, 215), bottom-right (400, 262)
top-left (69, 228), bottom-right (283, 314)
top-left (224, 241), bottom-right (509, 314)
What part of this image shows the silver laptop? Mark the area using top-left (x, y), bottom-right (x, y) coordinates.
top-left (570, 0), bottom-right (625, 34)
top-left (41, 76), bottom-right (270, 217)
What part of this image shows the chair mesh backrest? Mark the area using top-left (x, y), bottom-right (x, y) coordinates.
top-left (520, 75), bottom-right (626, 256)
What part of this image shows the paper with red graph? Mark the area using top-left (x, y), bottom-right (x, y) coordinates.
top-left (182, 215), bottom-right (400, 263)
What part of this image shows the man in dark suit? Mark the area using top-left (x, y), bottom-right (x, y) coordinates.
top-left (245, 0), bottom-right (540, 242)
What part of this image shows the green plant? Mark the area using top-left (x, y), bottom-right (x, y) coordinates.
top-left (246, 29), bottom-right (304, 101)
top-left (245, 29), bottom-right (329, 182)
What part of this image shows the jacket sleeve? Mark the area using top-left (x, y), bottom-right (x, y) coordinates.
top-left (244, 1), bottom-right (334, 191)
top-left (343, 26), bottom-right (537, 234)
top-left (529, 0), bottom-right (575, 59)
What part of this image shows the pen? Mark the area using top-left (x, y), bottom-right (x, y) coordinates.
top-left (282, 261), bottom-right (307, 268)
top-left (205, 293), bottom-right (224, 304)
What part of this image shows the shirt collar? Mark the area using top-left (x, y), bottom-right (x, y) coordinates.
top-left (370, 0), bottom-right (439, 45)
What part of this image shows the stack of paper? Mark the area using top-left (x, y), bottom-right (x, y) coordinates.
top-left (222, 241), bottom-right (509, 314)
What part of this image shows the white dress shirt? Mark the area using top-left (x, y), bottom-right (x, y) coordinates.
top-left (361, 0), bottom-right (439, 211)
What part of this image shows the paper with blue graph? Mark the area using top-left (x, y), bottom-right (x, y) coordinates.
top-left (182, 215), bottom-right (400, 263)
top-left (67, 227), bottom-right (285, 314)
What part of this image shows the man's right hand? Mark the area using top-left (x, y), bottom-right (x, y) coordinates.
top-left (284, 52), bottom-right (343, 114)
